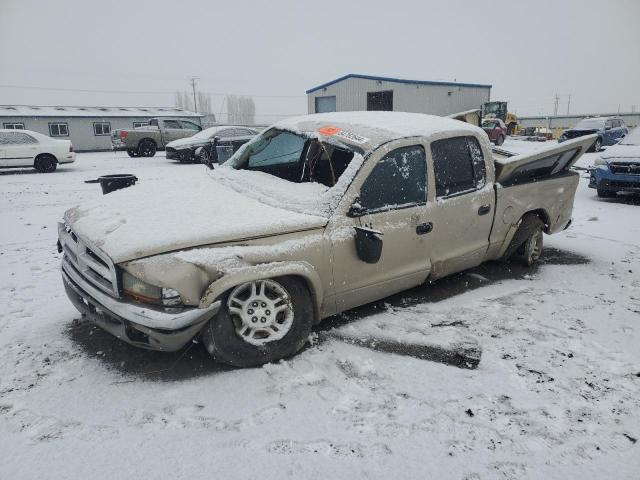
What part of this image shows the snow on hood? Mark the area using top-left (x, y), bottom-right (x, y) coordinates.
top-left (601, 143), bottom-right (640, 161)
top-left (64, 173), bottom-right (328, 263)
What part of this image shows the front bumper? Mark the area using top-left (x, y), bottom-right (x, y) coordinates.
top-left (589, 166), bottom-right (640, 193)
top-left (166, 147), bottom-right (194, 162)
top-left (62, 260), bottom-right (220, 351)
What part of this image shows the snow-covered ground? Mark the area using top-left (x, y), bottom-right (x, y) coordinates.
top-left (1, 147), bottom-right (639, 479)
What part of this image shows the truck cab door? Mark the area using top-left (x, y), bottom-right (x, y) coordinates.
top-left (424, 135), bottom-right (495, 278)
top-left (330, 141), bottom-right (434, 313)
top-left (161, 119), bottom-right (185, 143)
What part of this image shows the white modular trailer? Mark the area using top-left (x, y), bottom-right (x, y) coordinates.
top-left (519, 112), bottom-right (640, 131)
top-left (307, 74), bottom-right (491, 117)
top-left (0, 105), bottom-right (202, 152)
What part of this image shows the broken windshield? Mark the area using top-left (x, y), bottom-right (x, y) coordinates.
top-left (225, 128), bottom-right (355, 187)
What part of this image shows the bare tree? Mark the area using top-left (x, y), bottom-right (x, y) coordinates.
top-left (197, 92), bottom-right (212, 114)
top-left (226, 95), bottom-right (255, 124)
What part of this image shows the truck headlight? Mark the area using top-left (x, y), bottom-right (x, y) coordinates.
top-left (122, 271), bottom-right (183, 307)
top-left (593, 157), bottom-right (608, 166)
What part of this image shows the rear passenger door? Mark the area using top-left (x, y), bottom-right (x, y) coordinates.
top-left (162, 120), bottom-right (184, 143)
top-left (426, 135), bottom-right (494, 278)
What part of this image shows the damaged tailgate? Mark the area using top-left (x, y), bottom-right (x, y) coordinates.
top-left (494, 134), bottom-right (596, 186)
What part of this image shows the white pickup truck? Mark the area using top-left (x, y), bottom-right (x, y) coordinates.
top-left (60, 112), bottom-right (594, 367)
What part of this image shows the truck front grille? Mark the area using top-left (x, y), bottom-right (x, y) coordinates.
top-left (58, 223), bottom-right (120, 297)
top-left (609, 162), bottom-right (640, 175)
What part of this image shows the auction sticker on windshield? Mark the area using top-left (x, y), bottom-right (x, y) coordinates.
top-left (318, 126), bottom-right (369, 145)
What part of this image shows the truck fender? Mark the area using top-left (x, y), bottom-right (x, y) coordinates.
top-left (198, 261), bottom-right (324, 324)
top-left (497, 210), bottom-right (549, 259)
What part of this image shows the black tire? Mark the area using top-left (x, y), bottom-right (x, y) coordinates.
top-left (198, 148), bottom-right (210, 166)
top-left (34, 154), bottom-right (57, 173)
top-left (502, 213), bottom-right (545, 266)
top-left (495, 135), bottom-right (505, 146)
top-left (507, 123), bottom-right (516, 136)
top-left (591, 137), bottom-right (602, 153)
top-left (126, 149), bottom-right (139, 158)
top-left (201, 277), bottom-right (314, 367)
top-left (137, 139), bottom-right (157, 157)
top-left (597, 188), bottom-right (616, 198)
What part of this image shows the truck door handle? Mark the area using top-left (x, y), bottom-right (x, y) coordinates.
top-left (478, 204), bottom-right (491, 216)
top-left (416, 222), bottom-right (433, 235)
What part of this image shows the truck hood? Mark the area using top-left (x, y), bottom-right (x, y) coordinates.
top-left (64, 174), bottom-right (328, 263)
top-left (166, 136), bottom-right (208, 149)
top-left (601, 143), bottom-right (640, 161)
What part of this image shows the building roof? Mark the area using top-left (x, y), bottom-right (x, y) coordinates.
top-left (306, 74), bottom-right (492, 94)
top-left (0, 105), bottom-right (202, 118)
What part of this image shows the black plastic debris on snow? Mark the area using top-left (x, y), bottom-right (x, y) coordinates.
top-left (326, 332), bottom-right (482, 370)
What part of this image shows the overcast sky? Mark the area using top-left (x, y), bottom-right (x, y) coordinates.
top-left (1, 0), bottom-right (638, 121)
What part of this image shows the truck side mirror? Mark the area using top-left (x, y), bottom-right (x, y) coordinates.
top-left (347, 197), bottom-right (365, 217)
top-left (354, 227), bottom-right (383, 264)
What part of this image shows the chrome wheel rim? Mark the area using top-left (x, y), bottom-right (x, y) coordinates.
top-left (227, 280), bottom-right (294, 346)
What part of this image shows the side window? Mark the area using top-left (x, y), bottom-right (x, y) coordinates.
top-left (605, 120), bottom-right (613, 129)
top-left (360, 145), bottom-right (426, 212)
top-left (9, 132), bottom-right (38, 144)
top-left (133, 121), bottom-right (149, 128)
top-left (237, 128), bottom-right (257, 136)
top-left (149, 119), bottom-right (159, 127)
top-left (431, 136), bottom-right (486, 198)
top-left (3, 123), bottom-right (25, 130)
top-left (163, 120), bottom-right (182, 129)
top-left (180, 120), bottom-right (201, 131)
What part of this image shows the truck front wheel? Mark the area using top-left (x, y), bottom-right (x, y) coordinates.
top-left (137, 140), bottom-right (157, 157)
top-left (201, 277), bottom-right (313, 367)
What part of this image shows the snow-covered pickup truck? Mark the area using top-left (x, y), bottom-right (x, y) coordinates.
top-left (112, 117), bottom-right (202, 158)
top-left (59, 112), bottom-right (594, 367)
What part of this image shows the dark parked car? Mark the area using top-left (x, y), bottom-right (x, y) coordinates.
top-left (165, 126), bottom-right (259, 163)
top-left (481, 118), bottom-right (507, 145)
top-left (196, 135), bottom-right (255, 168)
top-left (589, 126), bottom-right (640, 197)
top-left (559, 116), bottom-right (628, 152)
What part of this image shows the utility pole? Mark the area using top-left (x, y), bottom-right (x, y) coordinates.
top-left (553, 93), bottom-right (560, 116)
top-left (190, 77), bottom-right (199, 113)
top-left (566, 94), bottom-right (571, 115)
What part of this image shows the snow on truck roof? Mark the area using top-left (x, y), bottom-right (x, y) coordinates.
top-left (275, 111), bottom-right (483, 151)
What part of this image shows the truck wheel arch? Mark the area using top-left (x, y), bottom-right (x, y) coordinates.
top-left (198, 261), bottom-right (324, 325)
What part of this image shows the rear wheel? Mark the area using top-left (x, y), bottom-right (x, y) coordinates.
top-left (502, 213), bottom-right (545, 267)
top-left (201, 277), bottom-right (314, 367)
top-left (137, 140), bottom-right (157, 157)
top-left (34, 154), bottom-right (57, 173)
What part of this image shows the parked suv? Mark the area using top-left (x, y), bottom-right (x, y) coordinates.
top-left (559, 116), bottom-right (628, 152)
top-left (590, 125), bottom-right (640, 197)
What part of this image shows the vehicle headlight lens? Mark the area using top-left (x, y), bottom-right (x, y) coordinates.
top-left (122, 271), bottom-right (183, 307)
top-left (593, 157), bottom-right (608, 166)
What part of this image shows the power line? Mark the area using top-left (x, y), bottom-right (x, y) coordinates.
top-left (0, 84), bottom-right (306, 98)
